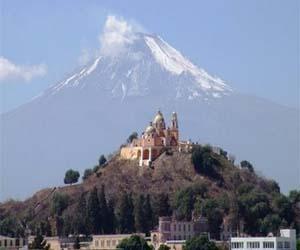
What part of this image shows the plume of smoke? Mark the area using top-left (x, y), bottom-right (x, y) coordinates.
top-left (77, 15), bottom-right (145, 64)
top-left (99, 15), bottom-right (143, 57)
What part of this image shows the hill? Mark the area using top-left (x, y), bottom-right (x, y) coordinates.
top-left (1, 146), bottom-right (299, 239)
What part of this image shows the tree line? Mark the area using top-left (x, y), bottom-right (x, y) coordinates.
top-left (46, 185), bottom-right (172, 237)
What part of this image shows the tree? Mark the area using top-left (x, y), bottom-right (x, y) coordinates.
top-left (40, 220), bottom-right (52, 237)
top-left (107, 199), bottom-right (116, 234)
top-left (240, 160), bottom-right (254, 172)
top-left (297, 239), bottom-right (300, 250)
top-left (191, 145), bottom-right (218, 177)
top-left (98, 155), bottom-right (107, 167)
top-left (237, 189), bottom-right (273, 235)
top-left (184, 235), bottom-right (218, 250)
top-left (73, 236), bottom-right (80, 249)
top-left (202, 199), bottom-right (224, 240)
top-left (82, 168), bottom-right (93, 181)
top-left (93, 165), bottom-right (100, 173)
top-left (29, 230), bottom-right (50, 250)
top-left (98, 185), bottom-right (109, 233)
top-left (174, 187), bottom-right (195, 220)
top-left (87, 187), bottom-right (101, 234)
top-left (135, 194), bottom-right (146, 233)
top-left (118, 193), bottom-right (135, 233)
top-left (127, 132), bottom-right (138, 143)
top-left (62, 213), bottom-right (74, 236)
top-left (50, 193), bottom-right (69, 216)
top-left (127, 194), bottom-right (135, 232)
top-left (143, 194), bottom-right (154, 234)
top-left (259, 214), bottom-right (281, 234)
top-left (0, 215), bottom-right (24, 237)
top-left (73, 193), bottom-right (88, 235)
top-left (117, 235), bottom-right (151, 250)
top-left (220, 148), bottom-right (228, 158)
top-left (155, 193), bottom-right (171, 217)
top-left (158, 245), bottom-right (171, 250)
top-left (134, 194), bottom-right (153, 234)
top-left (64, 169), bottom-right (80, 185)
top-left (289, 190), bottom-right (300, 204)
top-left (272, 194), bottom-right (293, 224)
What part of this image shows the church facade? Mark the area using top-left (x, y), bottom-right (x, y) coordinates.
top-left (120, 111), bottom-right (179, 166)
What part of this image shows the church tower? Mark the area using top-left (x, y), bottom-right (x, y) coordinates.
top-left (171, 112), bottom-right (178, 129)
top-left (170, 112), bottom-right (179, 142)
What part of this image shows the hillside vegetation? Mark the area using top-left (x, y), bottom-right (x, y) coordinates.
top-left (0, 145), bottom-right (299, 239)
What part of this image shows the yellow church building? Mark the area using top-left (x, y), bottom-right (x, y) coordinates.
top-left (120, 111), bottom-right (180, 166)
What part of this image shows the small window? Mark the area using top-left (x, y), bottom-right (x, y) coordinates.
top-left (233, 242), bottom-right (243, 248)
top-left (263, 242), bottom-right (274, 248)
top-left (247, 242), bottom-right (260, 249)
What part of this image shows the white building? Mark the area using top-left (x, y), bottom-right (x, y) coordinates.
top-left (230, 229), bottom-right (296, 250)
top-left (0, 235), bottom-right (26, 250)
top-left (89, 234), bottom-right (145, 250)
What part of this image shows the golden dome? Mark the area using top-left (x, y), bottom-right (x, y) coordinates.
top-left (153, 111), bottom-right (164, 124)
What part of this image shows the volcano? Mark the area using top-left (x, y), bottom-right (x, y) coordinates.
top-left (1, 32), bottom-right (298, 200)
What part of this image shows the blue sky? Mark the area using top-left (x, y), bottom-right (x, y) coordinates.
top-left (0, 0), bottom-right (299, 113)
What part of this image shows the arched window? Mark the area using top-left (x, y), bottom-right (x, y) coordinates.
top-left (143, 149), bottom-right (149, 160)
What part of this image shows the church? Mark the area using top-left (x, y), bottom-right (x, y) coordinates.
top-left (120, 111), bottom-right (180, 166)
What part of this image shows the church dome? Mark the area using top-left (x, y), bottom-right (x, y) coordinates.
top-left (153, 111), bottom-right (164, 124)
top-left (145, 124), bottom-right (155, 134)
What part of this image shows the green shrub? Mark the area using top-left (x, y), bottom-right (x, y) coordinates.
top-left (64, 169), bottom-right (80, 185)
top-left (184, 235), bottom-right (218, 250)
top-left (82, 168), bottom-right (93, 180)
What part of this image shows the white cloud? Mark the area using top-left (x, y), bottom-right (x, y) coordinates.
top-left (0, 57), bottom-right (47, 82)
top-left (77, 15), bottom-right (145, 64)
top-left (78, 48), bottom-right (92, 65)
top-left (99, 15), bottom-right (142, 57)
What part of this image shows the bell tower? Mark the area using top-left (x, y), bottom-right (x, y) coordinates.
top-left (171, 112), bottom-right (178, 129)
top-left (170, 112), bottom-right (179, 142)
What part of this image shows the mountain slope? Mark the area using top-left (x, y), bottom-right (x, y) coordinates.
top-left (0, 33), bottom-right (299, 200)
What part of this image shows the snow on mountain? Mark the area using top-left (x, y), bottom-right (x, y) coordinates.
top-left (144, 35), bottom-right (229, 92)
top-left (46, 34), bottom-right (231, 101)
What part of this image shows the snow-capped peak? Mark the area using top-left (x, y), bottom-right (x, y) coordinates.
top-left (144, 35), bottom-right (231, 93)
top-left (47, 32), bottom-right (232, 101)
